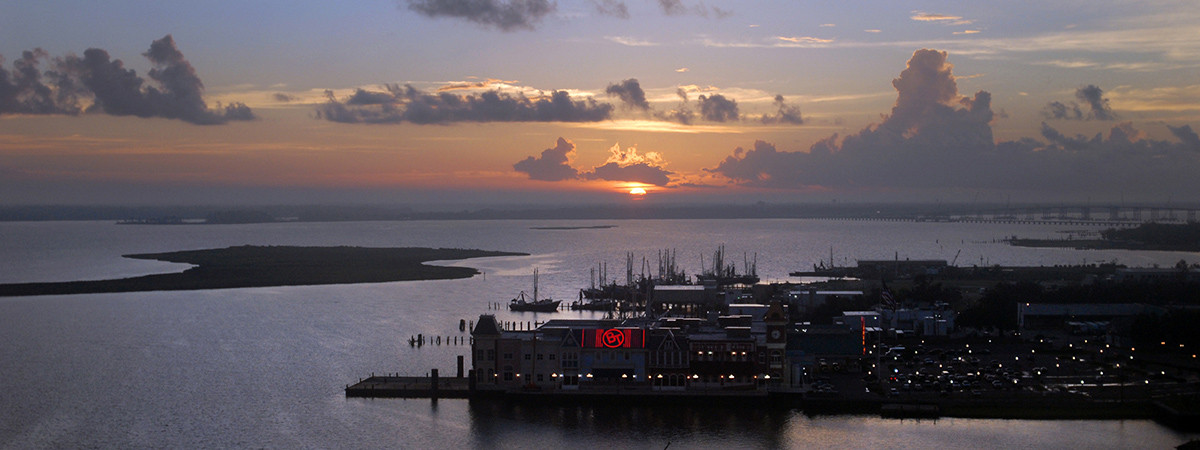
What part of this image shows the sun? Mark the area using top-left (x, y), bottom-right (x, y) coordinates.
top-left (629, 187), bottom-right (647, 195)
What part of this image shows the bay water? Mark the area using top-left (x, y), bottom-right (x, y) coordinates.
top-left (1, 219), bottom-right (1196, 448)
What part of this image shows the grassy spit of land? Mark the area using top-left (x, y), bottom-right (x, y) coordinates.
top-left (0, 246), bottom-right (526, 297)
top-left (1009, 222), bottom-right (1200, 252)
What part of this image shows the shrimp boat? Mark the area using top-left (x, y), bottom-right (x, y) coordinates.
top-left (509, 269), bottom-right (561, 312)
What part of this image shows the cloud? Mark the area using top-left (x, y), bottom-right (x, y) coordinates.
top-left (1042, 84), bottom-right (1118, 121)
top-left (656, 0), bottom-right (730, 18)
top-left (605, 78), bottom-right (650, 110)
top-left (606, 36), bottom-right (658, 47)
top-left (910, 11), bottom-right (973, 25)
top-left (776, 36), bottom-right (835, 46)
top-left (1075, 84), bottom-right (1118, 120)
top-left (708, 49), bottom-right (996, 189)
top-left (513, 138), bottom-right (674, 186)
top-left (1043, 101), bottom-right (1083, 120)
top-left (402, 0), bottom-right (555, 31)
top-left (0, 49), bottom-right (82, 115)
top-left (583, 143), bottom-right (673, 186)
top-left (591, 0), bottom-right (629, 18)
top-left (697, 94), bottom-right (739, 122)
top-left (705, 48), bottom-right (1200, 197)
top-left (585, 161), bottom-right (673, 186)
top-left (316, 83), bottom-right (613, 124)
top-left (1, 35), bottom-right (253, 125)
top-left (1167, 125), bottom-right (1200, 151)
top-left (436, 78), bottom-right (516, 92)
top-left (759, 95), bottom-right (803, 125)
top-left (513, 137), bottom-right (579, 181)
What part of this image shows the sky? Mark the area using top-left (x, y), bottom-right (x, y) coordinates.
top-left (2, 0), bottom-right (1199, 207)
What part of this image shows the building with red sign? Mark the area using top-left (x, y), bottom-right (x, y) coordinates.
top-left (470, 301), bottom-right (802, 394)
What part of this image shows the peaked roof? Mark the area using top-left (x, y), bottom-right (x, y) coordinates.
top-left (560, 329), bottom-right (581, 348)
top-left (472, 314), bottom-right (501, 336)
top-left (764, 301), bottom-right (786, 323)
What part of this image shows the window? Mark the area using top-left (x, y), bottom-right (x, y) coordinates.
top-left (537, 354), bottom-right (544, 360)
top-left (487, 349), bottom-right (495, 361)
top-left (537, 374), bottom-right (544, 382)
top-left (503, 372), bottom-right (513, 381)
top-left (549, 354), bottom-right (556, 360)
top-left (524, 354), bottom-right (531, 360)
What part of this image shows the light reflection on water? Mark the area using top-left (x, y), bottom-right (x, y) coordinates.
top-left (0, 219), bottom-right (1198, 448)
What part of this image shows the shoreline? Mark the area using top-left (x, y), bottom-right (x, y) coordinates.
top-left (0, 246), bottom-right (526, 297)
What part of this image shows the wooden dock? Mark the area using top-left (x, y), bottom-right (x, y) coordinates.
top-left (345, 374), bottom-right (472, 399)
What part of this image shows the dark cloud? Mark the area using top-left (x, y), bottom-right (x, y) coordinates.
top-left (0, 49), bottom-right (83, 115)
top-left (654, 88), bottom-right (695, 124)
top-left (707, 49), bottom-right (1200, 197)
top-left (656, 0), bottom-right (728, 17)
top-left (317, 84), bottom-right (613, 124)
top-left (697, 94), bottom-right (739, 122)
top-left (1076, 84), bottom-right (1117, 120)
top-left (1, 36), bottom-right (253, 124)
top-left (584, 162), bottom-right (672, 186)
top-left (658, 0), bottom-right (687, 15)
top-left (1042, 84), bottom-right (1118, 121)
top-left (273, 92), bottom-right (296, 102)
top-left (513, 137), bottom-right (579, 181)
top-left (759, 94), bottom-right (802, 125)
top-left (346, 88), bottom-right (397, 105)
top-left (403, 0), bottom-right (555, 31)
top-left (514, 138), bottom-right (674, 186)
top-left (714, 48), bottom-right (999, 189)
top-left (605, 78), bottom-right (649, 110)
top-left (1168, 125), bottom-right (1200, 152)
top-left (591, 0), bottom-right (629, 18)
top-left (1042, 101), bottom-right (1082, 120)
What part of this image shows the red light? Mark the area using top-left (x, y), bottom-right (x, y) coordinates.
top-left (602, 329), bottom-right (626, 348)
top-left (579, 328), bottom-right (644, 348)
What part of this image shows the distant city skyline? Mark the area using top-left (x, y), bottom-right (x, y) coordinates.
top-left (2, 1), bottom-right (1198, 206)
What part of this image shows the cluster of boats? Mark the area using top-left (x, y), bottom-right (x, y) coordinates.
top-left (508, 247), bottom-right (759, 313)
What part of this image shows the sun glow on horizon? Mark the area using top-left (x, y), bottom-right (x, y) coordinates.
top-left (629, 187), bottom-right (646, 195)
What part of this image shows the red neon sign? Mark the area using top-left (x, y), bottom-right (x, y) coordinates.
top-left (579, 329), bottom-right (644, 348)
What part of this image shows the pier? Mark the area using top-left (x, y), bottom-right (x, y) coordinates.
top-left (345, 374), bottom-right (472, 399)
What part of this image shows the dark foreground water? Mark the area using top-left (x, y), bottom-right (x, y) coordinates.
top-left (1, 219), bottom-right (1197, 448)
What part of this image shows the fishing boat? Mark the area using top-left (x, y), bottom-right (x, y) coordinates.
top-left (509, 269), bottom-right (560, 312)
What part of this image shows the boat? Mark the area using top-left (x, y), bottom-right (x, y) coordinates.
top-left (509, 292), bottom-right (561, 312)
top-left (569, 298), bottom-right (616, 311)
top-left (508, 269), bottom-right (560, 312)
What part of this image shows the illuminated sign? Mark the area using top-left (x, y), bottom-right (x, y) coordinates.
top-left (578, 328), bottom-right (645, 349)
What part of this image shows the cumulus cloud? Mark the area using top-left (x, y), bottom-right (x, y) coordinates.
top-left (513, 137), bottom-right (579, 181)
top-left (592, 0), bottom-right (629, 18)
top-left (759, 94), bottom-right (803, 125)
top-left (605, 78), bottom-right (650, 110)
top-left (697, 94), bottom-right (739, 122)
top-left (514, 138), bottom-right (674, 186)
top-left (0, 36), bottom-right (253, 125)
top-left (706, 49), bottom-right (1200, 197)
top-left (316, 83), bottom-right (613, 124)
top-left (584, 143), bottom-right (673, 186)
top-left (1042, 84), bottom-right (1118, 121)
top-left (403, 0), bottom-right (555, 31)
top-left (1076, 84), bottom-right (1118, 120)
top-left (1168, 124), bottom-right (1200, 151)
top-left (0, 49), bottom-right (82, 115)
top-left (656, 0), bottom-right (730, 18)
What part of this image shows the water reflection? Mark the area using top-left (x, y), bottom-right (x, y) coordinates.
top-left (468, 398), bottom-right (795, 448)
